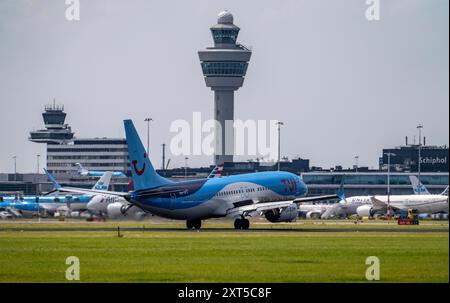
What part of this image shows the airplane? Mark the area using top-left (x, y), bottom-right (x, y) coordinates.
top-left (38, 171), bottom-right (113, 213)
top-left (75, 163), bottom-right (127, 178)
top-left (44, 119), bottom-right (338, 229)
top-left (321, 175), bottom-right (448, 219)
top-left (86, 163), bottom-right (226, 219)
top-left (369, 187), bottom-right (449, 216)
top-left (0, 172), bottom-right (113, 217)
top-left (0, 200), bottom-right (42, 217)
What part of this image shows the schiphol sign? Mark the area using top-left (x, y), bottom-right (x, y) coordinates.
top-left (420, 156), bottom-right (448, 166)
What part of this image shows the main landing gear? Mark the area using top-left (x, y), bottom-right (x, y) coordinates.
top-left (234, 218), bottom-right (250, 230)
top-left (186, 219), bottom-right (202, 230)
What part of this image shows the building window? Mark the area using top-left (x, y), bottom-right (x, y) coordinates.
top-left (201, 61), bottom-right (248, 77)
top-left (211, 29), bottom-right (238, 44)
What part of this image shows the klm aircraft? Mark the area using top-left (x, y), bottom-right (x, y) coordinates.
top-left (75, 163), bottom-right (127, 178)
top-left (0, 172), bottom-right (112, 216)
top-left (45, 120), bottom-right (336, 229)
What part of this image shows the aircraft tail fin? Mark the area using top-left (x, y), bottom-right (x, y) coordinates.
top-left (409, 175), bottom-right (431, 195)
top-left (43, 168), bottom-right (62, 190)
top-left (75, 163), bottom-right (88, 175)
top-left (207, 163), bottom-right (224, 179)
top-left (337, 177), bottom-right (346, 201)
top-left (123, 119), bottom-right (172, 190)
top-left (92, 171), bottom-right (113, 191)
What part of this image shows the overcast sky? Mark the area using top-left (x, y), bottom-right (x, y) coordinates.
top-left (0, 0), bottom-right (448, 173)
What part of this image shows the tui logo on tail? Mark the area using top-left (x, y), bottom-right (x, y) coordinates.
top-left (132, 153), bottom-right (147, 176)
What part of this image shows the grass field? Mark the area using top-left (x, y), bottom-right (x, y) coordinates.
top-left (0, 220), bottom-right (448, 283)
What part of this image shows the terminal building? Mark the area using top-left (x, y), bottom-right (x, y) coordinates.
top-left (46, 138), bottom-right (130, 175)
top-left (29, 102), bottom-right (131, 176)
top-left (302, 171), bottom-right (449, 197)
top-left (380, 144), bottom-right (448, 173)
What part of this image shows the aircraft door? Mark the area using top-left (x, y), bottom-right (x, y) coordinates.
top-left (170, 193), bottom-right (176, 210)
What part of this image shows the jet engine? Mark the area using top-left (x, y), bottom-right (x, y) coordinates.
top-left (106, 202), bottom-right (146, 220)
top-left (264, 203), bottom-right (298, 223)
top-left (305, 211), bottom-right (322, 219)
top-left (356, 205), bottom-right (375, 218)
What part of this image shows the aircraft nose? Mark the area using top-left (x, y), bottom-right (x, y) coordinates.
top-left (297, 176), bottom-right (307, 196)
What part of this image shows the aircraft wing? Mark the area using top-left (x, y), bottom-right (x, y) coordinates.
top-left (293, 194), bottom-right (340, 203)
top-left (370, 197), bottom-right (388, 210)
top-left (226, 201), bottom-right (295, 218)
top-left (44, 169), bottom-right (129, 198)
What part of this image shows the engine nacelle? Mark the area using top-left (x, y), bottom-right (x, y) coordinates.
top-left (305, 211), bottom-right (322, 219)
top-left (106, 202), bottom-right (145, 220)
top-left (356, 205), bottom-right (374, 218)
top-left (265, 203), bottom-right (298, 223)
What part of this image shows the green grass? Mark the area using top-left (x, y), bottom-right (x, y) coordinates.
top-left (0, 227), bottom-right (448, 282)
top-left (1, 218), bottom-right (448, 230)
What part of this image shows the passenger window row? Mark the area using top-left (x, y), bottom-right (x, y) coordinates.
top-left (216, 186), bottom-right (269, 197)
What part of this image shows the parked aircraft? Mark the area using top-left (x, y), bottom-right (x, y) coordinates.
top-left (75, 163), bottom-right (127, 178)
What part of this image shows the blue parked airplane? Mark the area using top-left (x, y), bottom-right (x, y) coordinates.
top-left (45, 120), bottom-right (337, 229)
top-left (75, 163), bottom-right (127, 178)
top-left (0, 172), bottom-right (112, 216)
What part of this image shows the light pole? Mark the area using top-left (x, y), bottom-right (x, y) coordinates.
top-left (12, 156), bottom-right (17, 181)
top-left (384, 152), bottom-right (396, 219)
top-left (36, 154), bottom-right (41, 195)
top-left (184, 157), bottom-right (189, 179)
top-left (417, 124), bottom-right (423, 195)
top-left (354, 156), bottom-right (359, 173)
top-left (276, 121), bottom-right (284, 171)
top-left (144, 117), bottom-right (153, 155)
top-left (36, 154), bottom-right (40, 174)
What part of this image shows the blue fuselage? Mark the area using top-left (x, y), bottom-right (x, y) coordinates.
top-left (130, 171), bottom-right (307, 220)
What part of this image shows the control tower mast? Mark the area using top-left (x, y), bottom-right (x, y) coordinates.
top-left (198, 11), bottom-right (252, 164)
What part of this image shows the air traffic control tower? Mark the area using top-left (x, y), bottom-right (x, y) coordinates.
top-left (198, 11), bottom-right (252, 164)
top-left (29, 101), bottom-right (74, 144)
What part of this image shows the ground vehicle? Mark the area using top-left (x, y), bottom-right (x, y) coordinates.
top-left (397, 209), bottom-right (419, 225)
top-left (0, 211), bottom-right (13, 219)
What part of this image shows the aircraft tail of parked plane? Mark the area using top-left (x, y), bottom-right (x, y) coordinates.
top-left (75, 163), bottom-right (89, 176)
top-left (409, 176), bottom-right (431, 195)
top-left (441, 186), bottom-right (449, 196)
top-left (92, 171), bottom-right (113, 190)
top-left (124, 120), bottom-right (173, 190)
top-left (207, 163), bottom-right (224, 179)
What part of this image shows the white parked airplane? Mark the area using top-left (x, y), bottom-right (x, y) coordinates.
top-left (369, 187), bottom-right (448, 215)
top-left (321, 178), bottom-right (449, 219)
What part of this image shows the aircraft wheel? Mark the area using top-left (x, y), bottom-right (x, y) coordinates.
top-left (193, 220), bottom-right (202, 230)
top-left (234, 219), bottom-right (242, 230)
top-left (187, 219), bottom-right (202, 230)
top-left (242, 219), bottom-right (250, 230)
